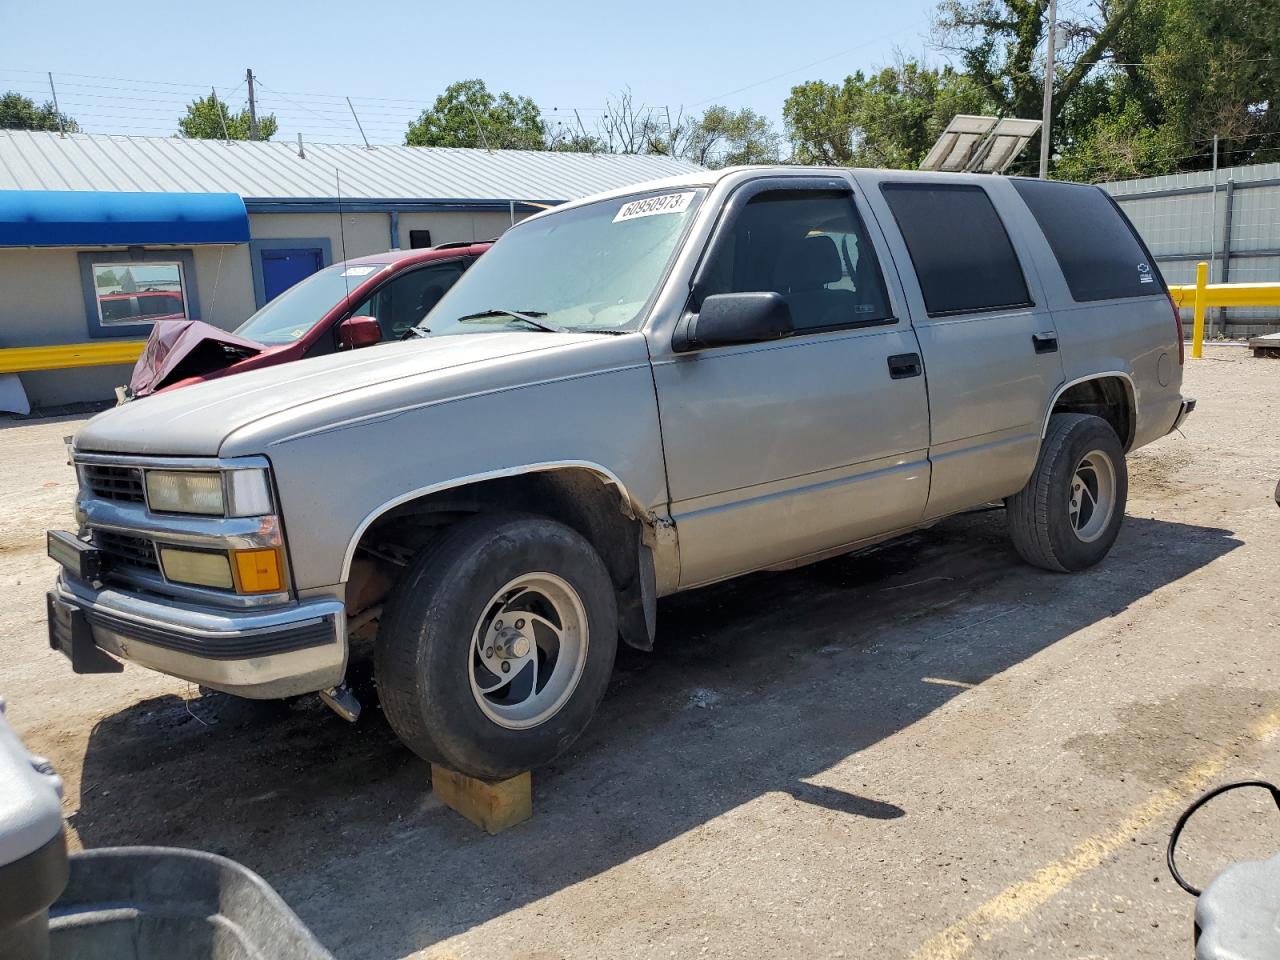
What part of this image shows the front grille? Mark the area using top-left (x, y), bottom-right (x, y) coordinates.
top-left (92, 529), bottom-right (160, 573)
top-left (82, 464), bottom-right (145, 504)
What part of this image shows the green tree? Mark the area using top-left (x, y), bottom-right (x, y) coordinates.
top-left (1042, 0), bottom-right (1280, 179)
top-left (405, 79), bottom-right (545, 149)
top-left (784, 62), bottom-right (992, 167)
top-left (0, 91), bottom-right (78, 132)
top-left (178, 92), bottom-right (277, 141)
top-left (686, 106), bottom-right (782, 168)
top-left (932, 0), bottom-right (1142, 172)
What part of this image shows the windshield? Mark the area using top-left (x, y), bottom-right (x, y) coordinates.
top-left (235, 262), bottom-right (388, 345)
top-left (424, 188), bottom-right (706, 336)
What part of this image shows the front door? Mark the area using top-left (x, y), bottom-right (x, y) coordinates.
top-left (261, 248), bottom-right (325, 302)
top-left (651, 179), bottom-right (932, 588)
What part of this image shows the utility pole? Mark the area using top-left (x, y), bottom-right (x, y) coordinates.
top-left (1038, 0), bottom-right (1058, 179)
top-left (47, 73), bottom-right (65, 137)
top-left (246, 68), bottom-right (259, 141)
top-left (1208, 133), bottom-right (1220, 338)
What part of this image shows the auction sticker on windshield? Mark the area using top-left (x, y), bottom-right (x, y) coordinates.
top-left (613, 192), bottom-right (695, 223)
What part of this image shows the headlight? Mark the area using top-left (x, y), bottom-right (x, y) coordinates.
top-left (144, 468), bottom-right (273, 517)
top-left (146, 471), bottom-right (224, 515)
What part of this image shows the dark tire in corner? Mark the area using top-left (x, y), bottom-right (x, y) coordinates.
top-left (374, 511), bottom-right (618, 780)
top-left (1006, 412), bottom-right (1128, 572)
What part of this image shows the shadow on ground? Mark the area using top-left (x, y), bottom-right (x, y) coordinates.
top-left (69, 511), bottom-right (1238, 958)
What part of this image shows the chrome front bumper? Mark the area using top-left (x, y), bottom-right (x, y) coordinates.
top-left (49, 575), bottom-right (346, 699)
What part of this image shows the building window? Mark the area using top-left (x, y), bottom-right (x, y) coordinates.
top-left (91, 261), bottom-right (189, 327)
top-left (77, 248), bottom-right (201, 339)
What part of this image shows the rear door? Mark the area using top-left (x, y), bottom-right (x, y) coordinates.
top-left (652, 176), bottom-right (932, 587)
top-left (1008, 178), bottom-right (1184, 449)
top-left (864, 174), bottom-right (1065, 518)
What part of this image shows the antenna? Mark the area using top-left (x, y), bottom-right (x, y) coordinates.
top-left (335, 170), bottom-right (352, 313)
top-left (47, 73), bottom-right (65, 138)
top-left (346, 97), bottom-right (372, 150)
top-left (465, 103), bottom-right (493, 152)
top-left (211, 86), bottom-right (231, 144)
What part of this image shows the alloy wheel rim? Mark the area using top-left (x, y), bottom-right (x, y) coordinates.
top-left (1068, 449), bottom-right (1117, 543)
top-left (468, 572), bottom-right (588, 730)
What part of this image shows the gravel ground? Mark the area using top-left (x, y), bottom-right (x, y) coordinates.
top-left (2, 344), bottom-right (1278, 959)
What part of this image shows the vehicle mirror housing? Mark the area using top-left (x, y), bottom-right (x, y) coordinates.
top-left (678, 292), bottom-right (794, 351)
top-left (338, 316), bottom-right (381, 350)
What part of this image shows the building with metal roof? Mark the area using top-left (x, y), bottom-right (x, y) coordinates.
top-left (0, 131), bottom-right (699, 409)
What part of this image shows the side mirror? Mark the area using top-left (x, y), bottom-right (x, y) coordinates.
top-left (677, 292), bottom-right (793, 351)
top-left (338, 315), bottom-right (382, 350)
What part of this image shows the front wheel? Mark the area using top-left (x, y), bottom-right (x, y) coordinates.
top-left (1006, 413), bottom-right (1128, 572)
top-left (375, 512), bottom-right (617, 779)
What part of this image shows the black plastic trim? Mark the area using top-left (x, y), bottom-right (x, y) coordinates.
top-left (0, 829), bottom-right (68, 930)
top-left (80, 608), bottom-right (336, 660)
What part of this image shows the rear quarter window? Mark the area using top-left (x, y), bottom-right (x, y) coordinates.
top-left (881, 182), bottom-right (1032, 317)
top-left (1011, 178), bottom-right (1162, 301)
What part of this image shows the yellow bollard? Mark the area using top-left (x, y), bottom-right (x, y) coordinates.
top-left (1191, 260), bottom-right (1208, 359)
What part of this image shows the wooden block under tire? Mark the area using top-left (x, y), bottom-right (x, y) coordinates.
top-left (431, 764), bottom-right (532, 834)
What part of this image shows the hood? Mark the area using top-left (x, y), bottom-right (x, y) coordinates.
top-left (76, 331), bottom-right (639, 457)
top-left (128, 320), bottom-right (264, 397)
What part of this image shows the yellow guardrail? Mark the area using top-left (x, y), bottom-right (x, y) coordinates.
top-left (1168, 262), bottom-right (1280, 359)
top-left (0, 340), bottom-right (146, 375)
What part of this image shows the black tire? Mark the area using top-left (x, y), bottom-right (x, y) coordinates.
top-left (374, 512), bottom-right (617, 779)
top-left (1006, 413), bottom-right (1128, 572)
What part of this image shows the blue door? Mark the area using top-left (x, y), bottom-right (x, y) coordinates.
top-left (261, 248), bottom-right (324, 302)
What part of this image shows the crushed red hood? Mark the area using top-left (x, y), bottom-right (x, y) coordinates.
top-left (128, 320), bottom-right (265, 398)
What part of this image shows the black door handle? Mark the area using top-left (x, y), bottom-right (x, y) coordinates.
top-left (1032, 331), bottom-right (1059, 354)
top-left (887, 353), bottom-right (922, 379)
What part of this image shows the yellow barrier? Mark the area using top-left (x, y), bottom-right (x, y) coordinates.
top-left (1168, 262), bottom-right (1280, 359)
top-left (0, 340), bottom-right (146, 375)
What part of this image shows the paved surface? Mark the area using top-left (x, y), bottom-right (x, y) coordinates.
top-left (2, 345), bottom-right (1278, 959)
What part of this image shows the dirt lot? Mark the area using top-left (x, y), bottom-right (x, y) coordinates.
top-left (3, 344), bottom-right (1279, 959)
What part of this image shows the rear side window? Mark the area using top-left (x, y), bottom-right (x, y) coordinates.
top-left (881, 183), bottom-right (1032, 316)
top-left (1012, 178), bottom-right (1161, 301)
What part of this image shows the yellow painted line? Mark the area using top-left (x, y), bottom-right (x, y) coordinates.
top-left (0, 340), bottom-right (146, 374)
top-left (922, 677), bottom-right (978, 689)
top-left (909, 708), bottom-right (1280, 960)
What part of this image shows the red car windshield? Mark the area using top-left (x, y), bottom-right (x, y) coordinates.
top-left (235, 262), bottom-right (389, 345)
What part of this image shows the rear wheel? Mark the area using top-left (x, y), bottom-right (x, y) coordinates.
top-left (1006, 413), bottom-right (1127, 572)
top-left (375, 512), bottom-right (617, 779)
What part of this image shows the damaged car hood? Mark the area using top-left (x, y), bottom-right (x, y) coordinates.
top-left (128, 320), bottom-right (266, 398)
top-left (76, 331), bottom-right (641, 457)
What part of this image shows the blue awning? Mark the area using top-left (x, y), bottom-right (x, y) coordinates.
top-left (0, 190), bottom-right (250, 247)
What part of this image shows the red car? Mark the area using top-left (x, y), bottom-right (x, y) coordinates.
top-left (127, 241), bottom-right (491, 398)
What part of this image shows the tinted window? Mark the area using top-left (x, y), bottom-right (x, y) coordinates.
top-left (356, 260), bottom-right (467, 339)
top-left (701, 190), bottom-right (892, 331)
top-left (881, 183), bottom-right (1031, 316)
top-left (1012, 179), bottom-right (1162, 301)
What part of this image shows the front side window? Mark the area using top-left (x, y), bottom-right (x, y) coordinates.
top-left (881, 183), bottom-right (1032, 317)
top-left (424, 188), bottom-right (705, 336)
top-left (353, 261), bottom-right (467, 340)
top-left (700, 189), bottom-right (892, 331)
top-left (92, 261), bottom-right (187, 326)
top-left (236, 262), bottom-right (389, 345)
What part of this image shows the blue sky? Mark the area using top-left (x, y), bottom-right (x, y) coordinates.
top-left (0, 0), bottom-right (941, 146)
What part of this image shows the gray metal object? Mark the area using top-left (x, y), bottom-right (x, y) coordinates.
top-left (49, 847), bottom-right (335, 960)
top-left (1196, 854), bottom-right (1280, 960)
top-left (53, 165), bottom-right (1190, 726)
top-left (0, 694), bottom-right (68, 960)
